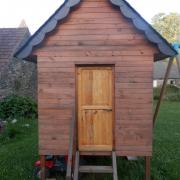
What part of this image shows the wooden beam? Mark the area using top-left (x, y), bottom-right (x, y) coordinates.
top-left (153, 57), bottom-right (174, 127)
top-left (112, 151), bottom-right (118, 180)
top-left (66, 107), bottom-right (76, 180)
top-left (73, 151), bottom-right (79, 180)
top-left (40, 155), bottom-right (46, 180)
top-left (79, 166), bottom-right (113, 173)
top-left (145, 156), bottom-right (151, 180)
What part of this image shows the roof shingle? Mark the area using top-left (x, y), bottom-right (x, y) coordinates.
top-left (0, 28), bottom-right (30, 72)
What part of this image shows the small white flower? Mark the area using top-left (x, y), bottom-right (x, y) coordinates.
top-left (23, 124), bottom-right (30, 127)
top-left (127, 156), bottom-right (138, 161)
top-left (11, 119), bottom-right (17, 124)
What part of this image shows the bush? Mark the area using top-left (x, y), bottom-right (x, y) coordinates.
top-left (154, 85), bottom-right (180, 101)
top-left (0, 95), bottom-right (37, 119)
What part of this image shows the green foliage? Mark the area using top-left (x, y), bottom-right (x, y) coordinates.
top-left (0, 95), bottom-right (37, 120)
top-left (154, 85), bottom-right (180, 101)
top-left (151, 12), bottom-right (180, 42)
top-left (0, 118), bottom-right (36, 145)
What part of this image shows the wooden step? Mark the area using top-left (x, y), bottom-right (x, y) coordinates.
top-left (73, 151), bottom-right (118, 180)
top-left (79, 165), bottom-right (113, 173)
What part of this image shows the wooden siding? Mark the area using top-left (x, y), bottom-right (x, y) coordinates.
top-left (35, 0), bottom-right (158, 156)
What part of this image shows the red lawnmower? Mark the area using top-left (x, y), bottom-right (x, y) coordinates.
top-left (34, 155), bottom-right (68, 179)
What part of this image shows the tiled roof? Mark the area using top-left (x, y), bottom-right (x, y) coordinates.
top-left (0, 28), bottom-right (30, 72)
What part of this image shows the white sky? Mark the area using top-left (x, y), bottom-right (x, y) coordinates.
top-left (0, 0), bottom-right (179, 34)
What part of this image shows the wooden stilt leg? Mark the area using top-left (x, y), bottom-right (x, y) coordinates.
top-left (40, 155), bottom-right (46, 180)
top-left (112, 151), bottom-right (118, 180)
top-left (73, 151), bottom-right (79, 180)
top-left (145, 156), bottom-right (151, 180)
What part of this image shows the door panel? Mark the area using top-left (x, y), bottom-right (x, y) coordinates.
top-left (77, 67), bottom-right (113, 151)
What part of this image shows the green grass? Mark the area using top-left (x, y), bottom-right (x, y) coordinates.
top-left (151, 101), bottom-right (180, 180)
top-left (0, 101), bottom-right (179, 179)
top-left (0, 118), bottom-right (38, 179)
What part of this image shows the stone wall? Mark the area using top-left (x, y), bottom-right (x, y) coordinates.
top-left (0, 58), bottom-right (37, 100)
top-left (0, 27), bottom-right (37, 100)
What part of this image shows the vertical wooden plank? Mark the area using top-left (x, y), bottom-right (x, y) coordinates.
top-left (73, 151), bottom-right (79, 180)
top-left (93, 109), bottom-right (101, 145)
top-left (77, 67), bottom-right (82, 149)
top-left (106, 110), bottom-right (113, 145)
top-left (112, 151), bottom-right (118, 180)
top-left (75, 65), bottom-right (79, 153)
top-left (66, 107), bottom-right (76, 180)
top-left (40, 155), bottom-right (46, 180)
top-left (145, 156), bottom-right (151, 180)
top-left (85, 110), bottom-right (94, 145)
top-left (112, 66), bottom-right (115, 151)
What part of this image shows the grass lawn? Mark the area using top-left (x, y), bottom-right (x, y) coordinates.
top-left (0, 101), bottom-right (179, 180)
top-left (0, 118), bottom-right (38, 180)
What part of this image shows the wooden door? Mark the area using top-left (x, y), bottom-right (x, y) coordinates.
top-left (77, 66), bottom-right (113, 151)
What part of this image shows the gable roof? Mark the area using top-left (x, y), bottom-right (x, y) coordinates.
top-left (0, 28), bottom-right (30, 71)
top-left (14, 0), bottom-right (177, 61)
top-left (154, 61), bottom-right (180, 79)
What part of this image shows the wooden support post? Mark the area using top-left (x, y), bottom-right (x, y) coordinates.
top-left (73, 151), bottom-right (79, 180)
top-left (153, 57), bottom-right (174, 127)
top-left (66, 107), bottom-right (76, 180)
top-left (145, 156), bottom-right (151, 180)
top-left (40, 155), bottom-right (46, 180)
top-left (112, 151), bottom-right (118, 180)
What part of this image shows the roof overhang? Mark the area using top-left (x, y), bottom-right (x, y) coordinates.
top-left (14, 0), bottom-right (178, 62)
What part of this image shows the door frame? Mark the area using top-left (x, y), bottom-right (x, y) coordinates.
top-left (75, 64), bottom-right (115, 151)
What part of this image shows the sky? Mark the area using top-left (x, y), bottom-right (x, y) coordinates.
top-left (0, 0), bottom-right (179, 34)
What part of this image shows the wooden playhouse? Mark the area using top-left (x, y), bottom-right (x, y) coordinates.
top-left (15, 0), bottom-right (177, 179)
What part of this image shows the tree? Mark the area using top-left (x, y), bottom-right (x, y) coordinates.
top-left (151, 13), bottom-right (180, 42)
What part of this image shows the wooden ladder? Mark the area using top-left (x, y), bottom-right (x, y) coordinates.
top-left (73, 151), bottom-right (118, 180)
